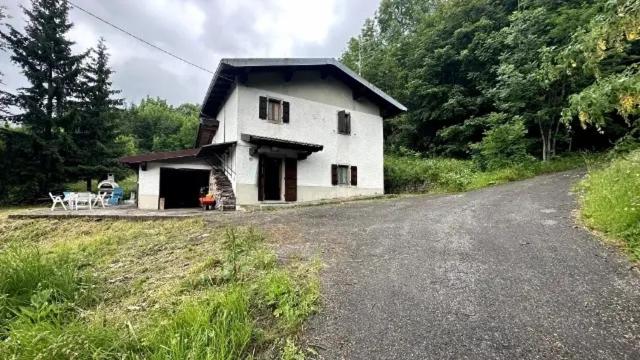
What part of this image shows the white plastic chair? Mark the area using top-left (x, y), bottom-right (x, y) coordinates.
top-left (93, 192), bottom-right (107, 209)
top-left (49, 192), bottom-right (67, 211)
top-left (63, 192), bottom-right (76, 209)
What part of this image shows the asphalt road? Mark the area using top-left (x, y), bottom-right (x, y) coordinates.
top-left (229, 171), bottom-right (640, 359)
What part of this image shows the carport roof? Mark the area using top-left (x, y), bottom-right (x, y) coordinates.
top-left (119, 142), bottom-right (236, 165)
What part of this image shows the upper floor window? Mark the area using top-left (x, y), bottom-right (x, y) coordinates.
top-left (337, 110), bottom-right (351, 135)
top-left (259, 96), bottom-right (290, 123)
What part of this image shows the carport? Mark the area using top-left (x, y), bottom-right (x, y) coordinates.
top-left (159, 168), bottom-right (210, 209)
top-left (119, 142), bottom-right (236, 210)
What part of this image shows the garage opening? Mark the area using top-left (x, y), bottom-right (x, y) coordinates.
top-left (159, 168), bottom-right (210, 209)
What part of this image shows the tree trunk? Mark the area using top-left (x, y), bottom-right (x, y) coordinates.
top-left (86, 177), bottom-right (92, 192)
top-left (551, 118), bottom-right (562, 157)
top-left (538, 120), bottom-right (548, 162)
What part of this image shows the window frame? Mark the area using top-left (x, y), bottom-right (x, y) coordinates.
top-left (267, 98), bottom-right (283, 123)
top-left (337, 165), bottom-right (350, 185)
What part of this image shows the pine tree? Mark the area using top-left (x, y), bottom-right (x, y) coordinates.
top-left (0, 5), bottom-right (10, 118)
top-left (71, 38), bottom-right (123, 190)
top-left (0, 0), bottom-right (85, 192)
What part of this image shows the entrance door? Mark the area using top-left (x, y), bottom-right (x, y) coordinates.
top-left (261, 156), bottom-right (282, 201)
top-left (284, 158), bottom-right (297, 202)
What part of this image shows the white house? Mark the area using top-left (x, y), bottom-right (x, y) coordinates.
top-left (120, 58), bottom-right (406, 210)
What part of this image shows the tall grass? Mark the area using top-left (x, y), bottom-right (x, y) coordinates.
top-left (578, 150), bottom-right (640, 260)
top-left (0, 245), bottom-right (94, 328)
top-left (384, 152), bottom-right (597, 194)
top-left (145, 287), bottom-right (253, 360)
top-left (0, 220), bottom-right (319, 359)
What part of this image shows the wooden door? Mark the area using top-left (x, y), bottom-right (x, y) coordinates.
top-left (284, 158), bottom-right (297, 202)
top-left (263, 157), bottom-right (282, 201)
top-left (258, 155), bottom-right (264, 201)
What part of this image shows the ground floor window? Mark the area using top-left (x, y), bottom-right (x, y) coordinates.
top-left (332, 164), bottom-right (358, 186)
top-left (337, 165), bottom-right (349, 185)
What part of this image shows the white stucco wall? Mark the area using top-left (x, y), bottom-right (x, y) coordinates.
top-left (224, 70), bottom-right (385, 205)
top-left (137, 159), bottom-right (212, 209)
top-left (211, 85), bottom-right (239, 143)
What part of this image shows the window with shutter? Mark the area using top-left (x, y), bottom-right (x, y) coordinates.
top-left (259, 96), bottom-right (288, 124)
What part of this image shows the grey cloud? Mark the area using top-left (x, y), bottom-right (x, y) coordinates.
top-left (1, 0), bottom-right (380, 106)
top-left (291, 0), bottom-right (379, 58)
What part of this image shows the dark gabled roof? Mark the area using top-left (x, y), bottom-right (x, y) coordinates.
top-left (119, 142), bottom-right (236, 165)
top-left (240, 134), bottom-right (323, 152)
top-left (201, 58), bottom-right (407, 120)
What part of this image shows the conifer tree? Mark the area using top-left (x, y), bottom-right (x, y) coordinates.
top-left (0, 0), bottom-right (85, 192)
top-left (0, 5), bottom-right (9, 118)
top-left (71, 38), bottom-right (123, 190)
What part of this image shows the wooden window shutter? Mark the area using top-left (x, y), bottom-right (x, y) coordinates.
top-left (346, 113), bottom-right (351, 134)
top-left (351, 166), bottom-right (358, 186)
top-left (259, 96), bottom-right (267, 119)
top-left (337, 110), bottom-right (346, 133)
top-left (331, 164), bottom-right (338, 185)
top-left (283, 101), bottom-right (290, 123)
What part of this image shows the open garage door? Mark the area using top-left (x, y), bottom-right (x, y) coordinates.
top-left (159, 168), bottom-right (210, 209)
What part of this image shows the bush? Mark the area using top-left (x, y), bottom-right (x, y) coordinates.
top-left (471, 119), bottom-right (534, 170)
top-left (384, 155), bottom-right (475, 193)
top-left (578, 150), bottom-right (640, 260)
top-left (385, 152), bottom-right (596, 194)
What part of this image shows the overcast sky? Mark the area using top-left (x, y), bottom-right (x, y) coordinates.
top-left (1, 0), bottom-right (379, 107)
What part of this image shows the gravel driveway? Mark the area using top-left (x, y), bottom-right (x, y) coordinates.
top-left (225, 171), bottom-right (640, 359)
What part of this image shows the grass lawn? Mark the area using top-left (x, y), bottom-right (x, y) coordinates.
top-left (576, 149), bottom-right (640, 262)
top-left (0, 214), bottom-right (319, 359)
top-left (384, 152), bottom-right (602, 194)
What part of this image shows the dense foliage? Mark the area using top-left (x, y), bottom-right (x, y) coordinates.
top-left (384, 151), bottom-right (596, 194)
top-left (342, 0), bottom-right (640, 159)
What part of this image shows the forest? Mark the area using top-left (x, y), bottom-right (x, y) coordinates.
top-left (342, 0), bottom-right (639, 163)
top-left (0, 0), bottom-right (639, 204)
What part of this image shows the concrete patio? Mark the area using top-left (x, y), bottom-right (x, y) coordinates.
top-left (7, 204), bottom-right (221, 220)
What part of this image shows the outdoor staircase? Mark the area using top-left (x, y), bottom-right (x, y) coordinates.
top-left (210, 167), bottom-right (236, 211)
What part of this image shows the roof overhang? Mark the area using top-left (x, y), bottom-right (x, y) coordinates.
top-left (119, 142), bottom-right (236, 167)
top-left (241, 133), bottom-right (323, 160)
top-left (200, 58), bottom-right (407, 120)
